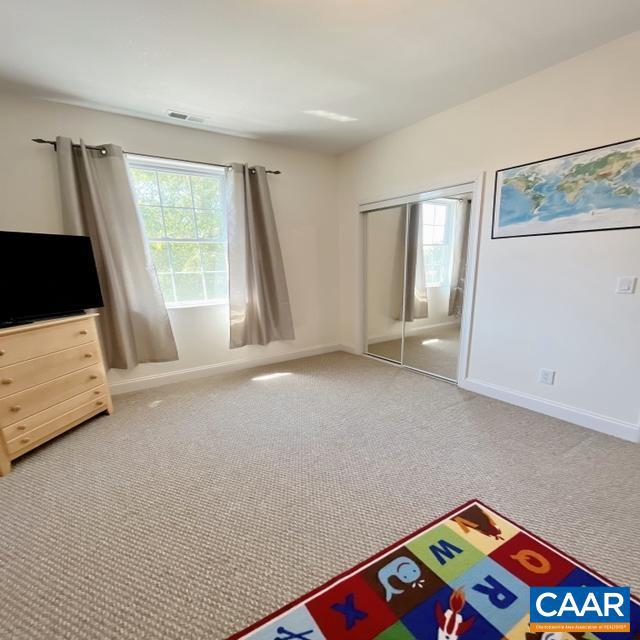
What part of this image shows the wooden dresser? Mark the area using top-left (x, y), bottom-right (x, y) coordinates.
top-left (0, 313), bottom-right (112, 475)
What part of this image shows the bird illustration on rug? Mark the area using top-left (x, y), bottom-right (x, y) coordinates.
top-left (452, 505), bottom-right (504, 540)
top-left (435, 588), bottom-right (475, 640)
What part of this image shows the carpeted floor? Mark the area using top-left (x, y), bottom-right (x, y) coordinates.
top-left (0, 352), bottom-right (638, 639)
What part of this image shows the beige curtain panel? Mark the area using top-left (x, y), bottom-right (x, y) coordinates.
top-left (448, 198), bottom-right (471, 317)
top-left (404, 203), bottom-right (429, 322)
top-left (226, 163), bottom-right (294, 348)
top-left (56, 137), bottom-right (178, 369)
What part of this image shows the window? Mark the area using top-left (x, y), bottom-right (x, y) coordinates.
top-left (127, 155), bottom-right (228, 306)
top-left (421, 201), bottom-right (453, 287)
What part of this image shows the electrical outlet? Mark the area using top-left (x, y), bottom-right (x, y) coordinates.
top-left (539, 369), bottom-right (556, 385)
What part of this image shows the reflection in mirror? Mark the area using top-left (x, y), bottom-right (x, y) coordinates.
top-left (402, 197), bottom-right (471, 380)
top-left (365, 206), bottom-right (406, 363)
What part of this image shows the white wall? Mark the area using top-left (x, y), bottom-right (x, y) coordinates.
top-left (0, 93), bottom-right (340, 391)
top-left (338, 32), bottom-right (640, 440)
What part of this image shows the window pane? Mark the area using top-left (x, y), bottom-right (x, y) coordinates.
top-left (170, 242), bottom-right (201, 272)
top-left (174, 273), bottom-right (204, 302)
top-left (200, 243), bottom-right (227, 271)
top-left (434, 207), bottom-right (446, 226)
top-left (128, 158), bottom-right (229, 307)
top-left (424, 245), bottom-right (448, 286)
top-left (191, 176), bottom-right (221, 209)
top-left (130, 169), bottom-right (160, 205)
top-left (139, 206), bottom-right (164, 238)
top-left (425, 247), bottom-right (436, 264)
top-left (158, 172), bottom-right (192, 207)
top-left (157, 273), bottom-right (175, 303)
top-left (196, 209), bottom-right (224, 239)
top-left (433, 225), bottom-right (445, 244)
top-left (422, 205), bottom-right (435, 225)
top-left (423, 227), bottom-right (435, 244)
top-left (426, 270), bottom-right (440, 285)
top-left (205, 272), bottom-right (228, 300)
top-left (150, 241), bottom-right (171, 272)
top-left (163, 207), bottom-right (196, 238)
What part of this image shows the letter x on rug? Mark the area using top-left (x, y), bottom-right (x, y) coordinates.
top-left (227, 500), bottom-right (640, 640)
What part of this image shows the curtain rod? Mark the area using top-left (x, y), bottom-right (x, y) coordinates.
top-left (31, 138), bottom-right (282, 174)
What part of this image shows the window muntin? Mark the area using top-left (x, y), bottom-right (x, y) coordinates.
top-left (127, 156), bottom-right (228, 306)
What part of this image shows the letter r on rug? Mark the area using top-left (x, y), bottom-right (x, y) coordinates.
top-left (473, 576), bottom-right (517, 609)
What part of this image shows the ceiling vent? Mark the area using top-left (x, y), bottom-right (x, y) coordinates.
top-left (166, 110), bottom-right (206, 124)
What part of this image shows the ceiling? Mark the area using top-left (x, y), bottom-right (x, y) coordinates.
top-left (2, 1), bottom-right (639, 154)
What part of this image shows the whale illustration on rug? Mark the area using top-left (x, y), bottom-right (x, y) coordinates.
top-left (377, 556), bottom-right (425, 601)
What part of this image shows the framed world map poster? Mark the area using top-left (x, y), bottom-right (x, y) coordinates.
top-left (492, 136), bottom-right (640, 238)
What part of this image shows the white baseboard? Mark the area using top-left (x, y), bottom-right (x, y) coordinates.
top-left (460, 377), bottom-right (639, 443)
top-left (109, 343), bottom-right (344, 395)
top-left (405, 319), bottom-right (460, 337)
top-left (368, 320), bottom-right (460, 345)
top-left (337, 343), bottom-right (361, 355)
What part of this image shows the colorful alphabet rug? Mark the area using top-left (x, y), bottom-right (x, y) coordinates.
top-left (227, 500), bottom-right (640, 640)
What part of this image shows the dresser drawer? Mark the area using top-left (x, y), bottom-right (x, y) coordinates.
top-left (0, 317), bottom-right (96, 368)
top-left (0, 364), bottom-right (104, 428)
top-left (2, 385), bottom-right (107, 441)
top-left (7, 396), bottom-right (107, 457)
top-left (0, 342), bottom-right (101, 399)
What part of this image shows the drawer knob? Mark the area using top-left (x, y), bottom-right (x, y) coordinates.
top-left (94, 390), bottom-right (101, 395)
top-left (79, 329), bottom-right (89, 335)
top-left (19, 437), bottom-right (30, 445)
top-left (1, 378), bottom-right (13, 385)
top-left (89, 374), bottom-right (98, 380)
top-left (84, 353), bottom-right (93, 359)
top-left (96, 400), bottom-right (104, 406)
top-left (10, 405), bottom-right (21, 413)
top-left (16, 425), bottom-right (27, 431)
top-left (0, 349), bottom-right (5, 356)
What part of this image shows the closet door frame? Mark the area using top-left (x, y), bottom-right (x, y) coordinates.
top-left (359, 173), bottom-right (485, 385)
top-left (361, 204), bottom-right (408, 366)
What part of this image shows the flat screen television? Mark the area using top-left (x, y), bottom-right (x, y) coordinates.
top-left (0, 231), bottom-right (104, 327)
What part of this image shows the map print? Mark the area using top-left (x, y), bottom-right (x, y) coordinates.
top-left (493, 138), bottom-right (640, 237)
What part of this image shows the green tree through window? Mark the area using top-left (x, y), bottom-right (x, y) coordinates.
top-left (127, 157), bottom-right (228, 305)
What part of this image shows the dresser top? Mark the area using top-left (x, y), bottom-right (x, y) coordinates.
top-left (0, 313), bottom-right (98, 337)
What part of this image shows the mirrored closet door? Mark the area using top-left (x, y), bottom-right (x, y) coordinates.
top-left (365, 205), bottom-right (407, 363)
top-left (364, 190), bottom-right (472, 382)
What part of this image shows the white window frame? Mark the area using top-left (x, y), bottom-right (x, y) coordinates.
top-left (126, 154), bottom-right (229, 309)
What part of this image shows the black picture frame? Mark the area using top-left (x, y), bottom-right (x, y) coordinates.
top-left (491, 135), bottom-right (640, 239)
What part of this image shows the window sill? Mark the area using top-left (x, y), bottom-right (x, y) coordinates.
top-left (166, 300), bottom-right (228, 310)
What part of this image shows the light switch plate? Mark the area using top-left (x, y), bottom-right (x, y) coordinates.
top-left (539, 368), bottom-right (556, 385)
top-left (616, 276), bottom-right (637, 294)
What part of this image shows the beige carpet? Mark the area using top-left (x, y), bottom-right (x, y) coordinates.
top-left (0, 352), bottom-right (638, 639)
top-left (368, 323), bottom-right (461, 379)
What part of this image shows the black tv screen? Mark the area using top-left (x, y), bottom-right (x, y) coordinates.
top-left (0, 231), bottom-right (104, 326)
